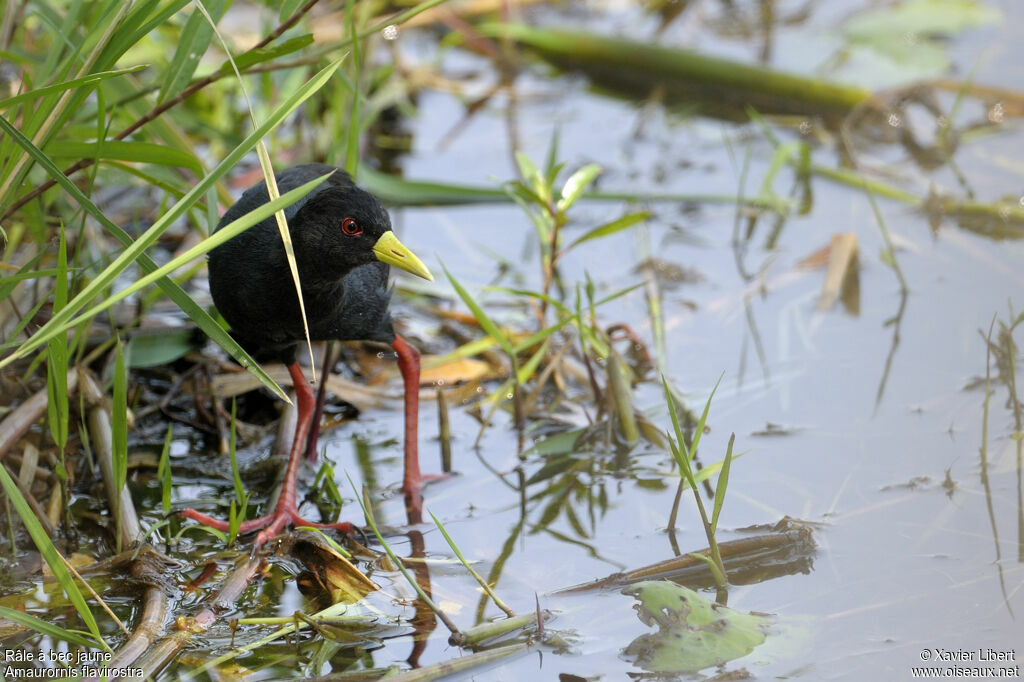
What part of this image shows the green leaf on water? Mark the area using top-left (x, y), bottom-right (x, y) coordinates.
top-left (844, 0), bottom-right (999, 39)
top-left (623, 580), bottom-right (770, 674)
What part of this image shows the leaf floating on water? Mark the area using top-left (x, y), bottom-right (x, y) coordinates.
top-left (622, 580), bottom-right (771, 674)
top-left (844, 0), bottom-right (1000, 40)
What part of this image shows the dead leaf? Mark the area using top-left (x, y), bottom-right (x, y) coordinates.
top-left (419, 357), bottom-right (493, 386)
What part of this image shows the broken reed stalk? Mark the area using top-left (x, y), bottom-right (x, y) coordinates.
top-left (492, 24), bottom-right (870, 119)
top-left (80, 371), bottom-right (141, 547)
top-left (0, 369), bottom-right (78, 460)
top-left (86, 587), bottom-right (167, 682)
top-left (302, 642), bottom-right (533, 682)
top-left (437, 389), bottom-right (452, 472)
top-left (458, 613), bottom-right (546, 647)
top-left (1, 461), bottom-right (55, 535)
top-left (125, 556), bottom-right (261, 681)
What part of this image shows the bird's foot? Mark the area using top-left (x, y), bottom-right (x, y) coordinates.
top-left (180, 505), bottom-right (355, 547)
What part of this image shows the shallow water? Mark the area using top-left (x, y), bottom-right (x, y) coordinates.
top-left (80, 1), bottom-right (1024, 679)
top-left (338, 1), bottom-right (1024, 679)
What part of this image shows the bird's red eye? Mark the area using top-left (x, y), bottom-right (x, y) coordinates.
top-left (341, 217), bottom-right (362, 236)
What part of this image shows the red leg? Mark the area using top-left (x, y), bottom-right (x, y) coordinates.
top-left (393, 335), bottom-right (424, 518)
top-left (303, 343), bottom-right (334, 463)
top-left (181, 362), bottom-right (354, 546)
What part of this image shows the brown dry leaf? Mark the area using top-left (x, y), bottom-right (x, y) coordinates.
top-left (210, 364), bottom-right (397, 411)
top-left (419, 357), bottom-right (493, 386)
top-left (286, 530), bottom-right (377, 605)
top-left (796, 243), bottom-right (831, 269)
top-left (817, 232), bottom-right (859, 311)
top-left (41, 552), bottom-right (94, 578)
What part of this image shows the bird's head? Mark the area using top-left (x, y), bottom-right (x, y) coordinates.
top-left (291, 180), bottom-right (433, 284)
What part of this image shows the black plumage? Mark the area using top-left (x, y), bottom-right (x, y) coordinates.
top-left (209, 164), bottom-right (397, 363)
top-left (183, 164), bottom-right (433, 545)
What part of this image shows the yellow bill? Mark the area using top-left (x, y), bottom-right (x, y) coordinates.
top-left (372, 231), bottom-right (433, 281)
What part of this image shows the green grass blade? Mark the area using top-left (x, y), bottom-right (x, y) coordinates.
top-left (46, 224), bottom-right (70, 454)
top-left (0, 606), bottom-right (100, 649)
top-left (112, 339), bottom-right (128, 550)
top-left (343, 0), bottom-right (361, 178)
top-left (661, 374), bottom-right (687, 459)
top-left (0, 58), bottom-right (342, 397)
top-left (346, 474), bottom-right (443, 614)
top-left (43, 140), bottom-right (203, 174)
top-left (157, 425), bottom-right (173, 517)
top-left (0, 465), bottom-right (106, 648)
top-left (557, 162), bottom-right (601, 213)
top-left (443, 265), bottom-right (516, 357)
top-left (428, 510), bottom-right (515, 616)
top-left (0, 66), bottom-right (145, 109)
top-left (688, 373), bottom-right (723, 461)
top-left (566, 210), bottom-right (651, 251)
top-left (216, 34), bottom-right (315, 75)
top-left (158, 0), bottom-right (227, 104)
top-left (229, 399), bottom-right (248, 508)
top-left (60, 172), bottom-right (333, 334)
top-left (710, 433), bottom-right (735, 534)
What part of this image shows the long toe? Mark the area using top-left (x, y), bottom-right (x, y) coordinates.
top-left (181, 505), bottom-right (355, 546)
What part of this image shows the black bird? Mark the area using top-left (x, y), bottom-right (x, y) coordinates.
top-left (181, 164), bottom-right (433, 546)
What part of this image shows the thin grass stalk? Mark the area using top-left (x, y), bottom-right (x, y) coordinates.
top-left (428, 510), bottom-right (515, 617)
top-left (46, 225), bottom-right (71, 532)
top-left (0, 463), bottom-right (107, 648)
top-left (80, 370), bottom-right (141, 548)
top-left (347, 475), bottom-right (462, 638)
top-left (111, 340), bottom-right (128, 552)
